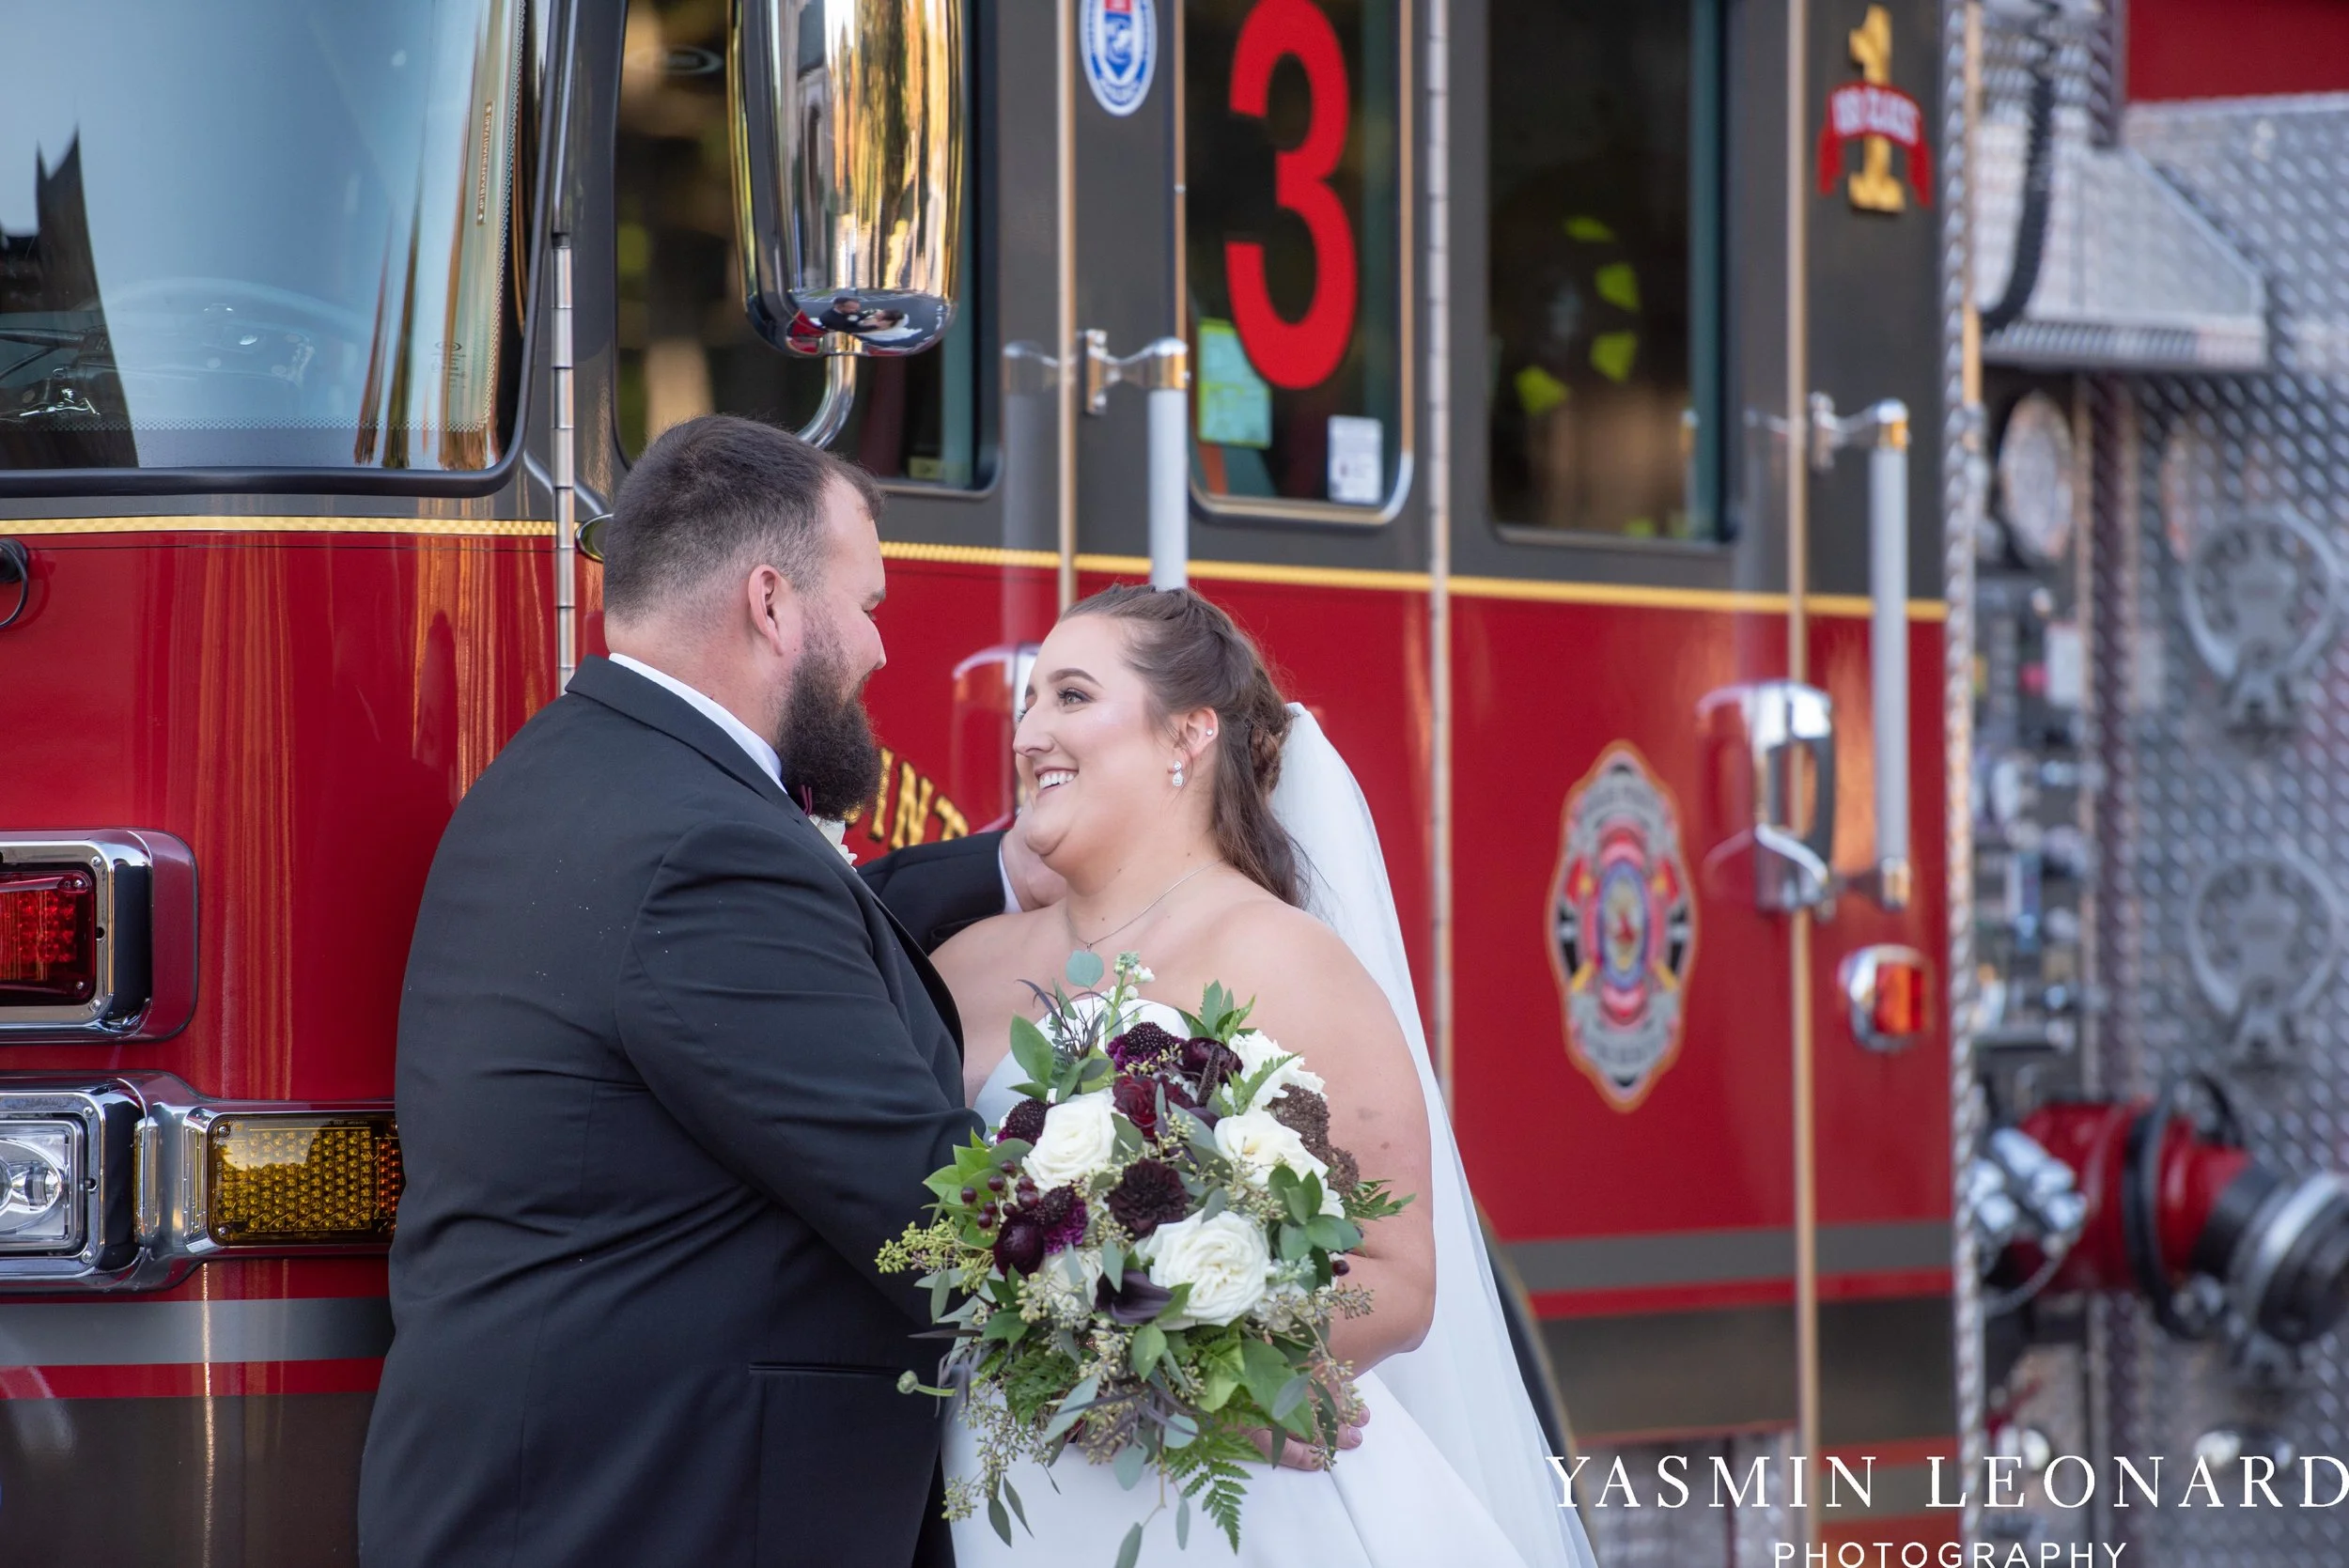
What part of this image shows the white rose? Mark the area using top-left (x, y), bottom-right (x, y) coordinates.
top-left (1021, 1092), bottom-right (1120, 1188)
top-left (1227, 1031), bottom-right (1325, 1105)
top-left (1139, 1210), bottom-right (1271, 1327)
top-left (1212, 1109), bottom-right (1345, 1216)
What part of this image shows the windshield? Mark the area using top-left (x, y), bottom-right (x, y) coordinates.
top-left (0, 1), bottom-right (525, 474)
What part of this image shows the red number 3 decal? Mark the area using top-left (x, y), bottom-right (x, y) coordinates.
top-left (1224, 0), bottom-right (1355, 391)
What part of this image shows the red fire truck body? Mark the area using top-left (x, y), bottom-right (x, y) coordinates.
top-left (8, 0), bottom-right (2349, 1563)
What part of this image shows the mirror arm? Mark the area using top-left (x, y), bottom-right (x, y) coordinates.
top-left (796, 336), bottom-right (860, 448)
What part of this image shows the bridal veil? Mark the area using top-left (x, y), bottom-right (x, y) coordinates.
top-left (1269, 706), bottom-right (1597, 1568)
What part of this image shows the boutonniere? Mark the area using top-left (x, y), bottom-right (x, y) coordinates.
top-left (813, 816), bottom-right (860, 868)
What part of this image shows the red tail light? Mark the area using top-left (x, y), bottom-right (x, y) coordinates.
top-left (0, 868), bottom-right (96, 1005)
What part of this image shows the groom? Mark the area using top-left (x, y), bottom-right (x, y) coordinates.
top-left (358, 415), bottom-right (979, 1568)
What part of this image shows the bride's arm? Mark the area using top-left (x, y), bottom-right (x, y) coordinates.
top-left (1206, 906), bottom-right (1438, 1373)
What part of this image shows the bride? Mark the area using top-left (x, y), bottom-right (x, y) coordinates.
top-left (931, 585), bottom-right (1596, 1568)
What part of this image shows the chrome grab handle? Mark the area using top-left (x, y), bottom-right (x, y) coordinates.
top-left (1810, 393), bottom-right (1914, 909)
top-left (1083, 333), bottom-right (1192, 589)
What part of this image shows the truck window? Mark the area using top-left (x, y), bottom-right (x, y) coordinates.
top-left (1487, 0), bottom-right (1724, 541)
top-left (1186, 0), bottom-right (1406, 518)
top-left (614, 0), bottom-right (980, 486)
top-left (0, 1), bottom-right (526, 474)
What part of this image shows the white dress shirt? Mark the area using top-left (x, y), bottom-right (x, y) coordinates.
top-left (609, 653), bottom-right (783, 787)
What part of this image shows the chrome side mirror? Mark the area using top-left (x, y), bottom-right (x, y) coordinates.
top-left (733, 0), bottom-right (963, 361)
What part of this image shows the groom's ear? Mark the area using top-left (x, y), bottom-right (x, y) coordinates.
top-left (744, 563), bottom-right (804, 660)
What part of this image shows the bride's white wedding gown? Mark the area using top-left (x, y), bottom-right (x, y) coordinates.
top-left (945, 710), bottom-right (1597, 1568)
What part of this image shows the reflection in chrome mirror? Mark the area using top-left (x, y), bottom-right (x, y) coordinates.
top-left (734, 0), bottom-right (963, 361)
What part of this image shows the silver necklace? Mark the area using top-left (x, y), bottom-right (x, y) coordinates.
top-left (1072, 862), bottom-right (1213, 953)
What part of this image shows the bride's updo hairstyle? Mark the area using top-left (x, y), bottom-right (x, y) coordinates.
top-left (1065, 584), bottom-right (1300, 907)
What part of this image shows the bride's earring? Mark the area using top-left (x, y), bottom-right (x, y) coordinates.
top-left (1171, 757), bottom-right (1186, 788)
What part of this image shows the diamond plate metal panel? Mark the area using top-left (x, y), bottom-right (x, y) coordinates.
top-left (2078, 93), bottom-right (2349, 1568)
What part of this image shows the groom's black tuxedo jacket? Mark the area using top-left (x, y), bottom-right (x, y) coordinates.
top-left (860, 830), bottom-right (1008, 953)
top-left (359, 657), bottom-right (980, 1568)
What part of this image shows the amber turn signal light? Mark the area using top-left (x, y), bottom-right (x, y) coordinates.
top-left (205, 1114), bottom-right (403, 1247)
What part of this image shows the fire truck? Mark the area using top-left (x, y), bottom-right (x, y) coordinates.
top-left (9, 0), bottom-right (2349, 1561)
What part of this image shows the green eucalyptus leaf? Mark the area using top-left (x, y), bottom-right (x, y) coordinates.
top-left (1066, 949), bottom-right (1107, 989)
top-left (1130, 1322), bottom-right (1167, 1377)
top-left (1306, 1211), bottom-right (1362, 1249)
top-left (1113, 1442), bottom-right (1147, 1491)
top-left (1009, 1016), bottom-right (1058, 1085)
top-left (1279, 1222), bottom-right (1309, 1262)
top-left (1041, 1374), bottom-right (1101, 1442)
top-left (1114, 1521), bottom-right (1144, 1568)
top-left (1101, 1240), bottom-right (1125, 1290)
top-left (1271, 1371), bottom-right (1312, 1421)
top-left (988, 1492), bottom-right (1013, 1545)
top-left (1176, 1495), bottom-right (1191, 1547)
top-left (1003, 1480), bottom-right (1030, 1533)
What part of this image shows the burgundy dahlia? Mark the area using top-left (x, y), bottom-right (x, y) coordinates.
top-left (993, 1215), bottom-right (1046, 1275)
top-left (997, 1096), bottom-right (1048, 1147)
top-left (1108, 1021), bottom-right (1183, 1070)
top-left (1034, 1185), bottom-right (1089, 1254)
top-left (1105, 1158), bottom-right (1190, 1238)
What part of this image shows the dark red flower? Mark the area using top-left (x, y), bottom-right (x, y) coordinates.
top-left (1109, 1021), bottom-right (1183, 1070)
top-left (1180, 1036), bottom-right (1241, 1095)
top-left (993, 1216), bottom-right (1046, 1275)
top-left (1112, 1075), bottom-right (1162, 1140)
top-left (1034, 1185), bottom-right (1088, 1253)
top-left (997, 1096), bottom-right (1048, 1147)
top-left (1105, 1159), bottom-right (1190, 1238)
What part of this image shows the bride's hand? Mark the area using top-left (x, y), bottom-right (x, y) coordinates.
top-left (1248, 1402), bottom-right (1368, 1470)
top-left (1248, 1373), bottom-right (1370, 1470)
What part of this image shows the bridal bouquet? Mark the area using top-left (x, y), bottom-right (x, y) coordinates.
top-left (879, 949), bottom-right (1410, 1565)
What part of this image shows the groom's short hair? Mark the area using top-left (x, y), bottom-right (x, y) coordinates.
top-left (601, 413), bottom-right (884, 621)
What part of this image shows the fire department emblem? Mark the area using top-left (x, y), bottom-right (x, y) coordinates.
top-left (1549, 745), bottom-right (1696, 1110)
top-left (1081, 0), bottom-right (1156, 117)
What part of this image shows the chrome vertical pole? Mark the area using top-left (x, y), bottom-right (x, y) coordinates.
top-left (1145, 343), bottom-right (1191, 588)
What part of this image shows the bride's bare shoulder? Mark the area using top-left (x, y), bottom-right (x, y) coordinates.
top-left (1196, 892), bottom-right (1386, 1021)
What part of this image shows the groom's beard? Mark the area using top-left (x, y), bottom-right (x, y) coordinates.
top-left (778, 622), bottom-right (882, 819)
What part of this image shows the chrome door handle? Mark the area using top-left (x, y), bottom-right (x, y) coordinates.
top-left (1700, 679), bottom-right (1838, 915)
top-left (1750, 679), bottom-right (1839, 913)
